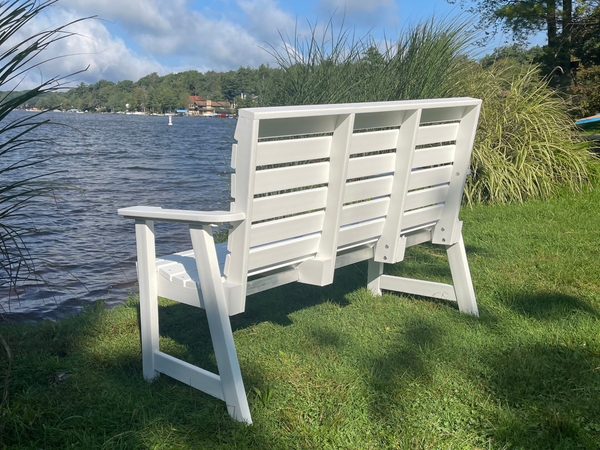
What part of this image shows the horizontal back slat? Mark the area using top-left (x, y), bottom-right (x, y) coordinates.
top-left (344, 176), bottom-right (393, 203)
top-left (404, 185), bottom-right (449, 211)
top-left (252, 187), bottom-right (328, 222)
top-left (353, 111), bottom-right (405, 130)
top-left (420, 107), bottom-right (465, 124)
top-left (338, 218), bottom-right (385, 247)
top-left (254, 162), bottom-right (329, 195)
top-left (401, 204), bottom-right (444, 231)
top-left (416, 123), bottom-right (459, 146)
top-left (412, 145), bottom-right (455, 169)
top-left (341, 197), bottom-right (389, 226)
top-left (350, 129), bottom-right (398, 154)
top-left (259, 116), bottom-right (337, 138)
top-left (256, 136), bottom-right (331, 166)
top-left (408, 165), bottom-right (453, 191)
top-left (250, 211), bottom-right (325, 247)
top-left (347, 153), bottom-right (395, 180)
top-left (248, 234), bottom-right (320, 272)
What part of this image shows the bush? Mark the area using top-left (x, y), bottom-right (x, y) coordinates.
top-left (459, 63), bottom-right (600, 204)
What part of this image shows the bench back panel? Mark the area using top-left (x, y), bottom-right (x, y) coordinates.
top-left (225, 99), bottom-right (481, 312)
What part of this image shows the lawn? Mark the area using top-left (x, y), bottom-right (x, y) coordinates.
top-left (1, 187), bottom-right (599, 449)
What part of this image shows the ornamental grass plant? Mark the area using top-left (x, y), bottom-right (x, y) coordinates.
top-left (262, 17), bottom-right (473, 106)
top-left (459, 63), bottom-right (600, 204)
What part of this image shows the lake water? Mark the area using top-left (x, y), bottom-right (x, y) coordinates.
top-left (2, 111), bottom-right (234, 322)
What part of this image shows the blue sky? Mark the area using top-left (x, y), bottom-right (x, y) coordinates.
top-left (12, 0), bottom-right (544, 89)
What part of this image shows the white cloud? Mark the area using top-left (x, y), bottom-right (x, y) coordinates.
top-left (57, 0), bottom-right (291, 72)
top-left (2, 7), bottom-right (167, 90)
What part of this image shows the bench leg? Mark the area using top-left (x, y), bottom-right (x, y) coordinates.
top-left (446, 234), bottom-right (479, 317)
top-left (135, 220), bottom-right (160, 380)
top-left (189, 225), bottom-right (252, 424)
top-left (367, 258), bottom-right (383, 296)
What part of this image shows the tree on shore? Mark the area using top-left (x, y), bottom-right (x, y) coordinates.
top-left (450, 0), bottom-right (599, 86)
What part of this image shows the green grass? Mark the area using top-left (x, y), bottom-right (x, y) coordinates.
top-left (1, 188), bottom-right (599, 449)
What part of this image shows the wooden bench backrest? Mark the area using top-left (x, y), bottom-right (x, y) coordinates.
top-left (224, 99), bottom-right (481, 312)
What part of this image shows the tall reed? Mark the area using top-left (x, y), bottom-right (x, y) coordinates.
top-left (261, 17), bottom-right (474, 106)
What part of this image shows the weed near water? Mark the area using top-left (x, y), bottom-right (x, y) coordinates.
top-left (0, 187), bottom-right (599, 449)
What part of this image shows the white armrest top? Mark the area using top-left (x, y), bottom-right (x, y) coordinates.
top-left (118, 206), bottom-right (245, 224)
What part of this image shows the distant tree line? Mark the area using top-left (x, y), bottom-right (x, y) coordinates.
top-left (2, 65), bottom-right (280, 113)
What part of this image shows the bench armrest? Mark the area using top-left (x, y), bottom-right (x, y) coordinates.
top-left (118, 206), bottom-right (245, 225)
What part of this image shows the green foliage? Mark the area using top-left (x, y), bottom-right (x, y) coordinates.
top-left (573, 65), bottom-right (600, 117)
top-left (458, 63), bottom-right (599, 204)
top-left (261, 17), bottom-right (473, 106)
top-left (1, 65), bottom-right (281, 113)
top-left (1, 188), bottom-right (599, 448)
top-left (480, 43), bottom-right (544, 68)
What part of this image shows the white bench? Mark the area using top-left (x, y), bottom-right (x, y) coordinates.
top-left (118, 98), bottom-right (481, 424)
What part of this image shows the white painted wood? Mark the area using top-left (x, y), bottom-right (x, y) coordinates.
top-left (420, 107), bottom-right (465, 124)
top-left (120, 98), bottom-right (482, 425)
top-left (379, 275), bottom-right (457, 301)
top-left (404, 185), bottom-right (449, 211)
top-left (250, 210), bottom-right (325, 247)
top-left (299, 113), bottom-right (355, 286)
top-left (119, 207), bottom-right (245, 225)
top-left (239, 98), bottom-right (479, 121)
top-left (248, 233), bottom-right (320, 272)
top-left (415, 122), bottom-right (459, 146)
top-left (258, 115), bottom-right (337, 138)
top-left (335, 244), bottom-right (374, 268)
top-left (446, 226), bottom-right (479, 316)
top-left (338, 218), bottom-right (385, 247)
top-left (412, 145), bottom-right (456, 169)
top-left (346, 153), bottom-right (396, 180)
top-left (367, 258), bottom-right (383, 296)
top-left (226, 115), bottom-right (259, 315)
top-left (189, 224), bottom-right (251, 424)
top-left (401, 204), bottom-right (444, 231)
top-left (432, 104), bottom-right (481, 245)
top-left (407, 165), bottom-right (453, 191)
top-left (253, 162), bottom-right (329, 195)
top-left (135, 220), bottom-right (159, 381)
top-left (374, 109), bottom-right (420, 263)
top-left (350, 129), bottom-right (398, 154)
top-left (231, 144), bottom-right (237, 169)
top-left (353, 111), bottom-right (406, 130)
top-left (344, 175), bottom-right (393, 203)
top-left (256, 136), bottom-right (331, 166)
top-left (154, 351), bottom-right (225, 401)
top-left (341, 197), bottom-right (389, 226)
top-left (252, 187), bottom-right (327, 222)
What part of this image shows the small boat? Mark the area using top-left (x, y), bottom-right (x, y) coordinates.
top-left (575, 113), bottom-right (600, 125)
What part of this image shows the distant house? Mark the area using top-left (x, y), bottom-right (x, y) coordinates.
top-left (188, 96), bottom-right (231, 116)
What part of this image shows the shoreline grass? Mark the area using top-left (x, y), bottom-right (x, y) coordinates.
top-left (1, 187), bottom-right (599, 449)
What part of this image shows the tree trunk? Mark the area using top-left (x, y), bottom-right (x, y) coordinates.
top-left (547, 0), bottom-right (559, 85)
top-left (560, 0), bottom-right (573, 87)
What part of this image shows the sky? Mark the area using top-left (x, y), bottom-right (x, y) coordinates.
top-left (7, 0), bottom-right (543, 90)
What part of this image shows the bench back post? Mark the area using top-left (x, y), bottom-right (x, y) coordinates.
top-left (297, 113), bottom-right (355, 286)
top-left (372, 109), bottom-right (421, 264)
top-left (224, 115), bottom-right (259, 315)
top-left (431, 104), bottom-right (480, 245)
